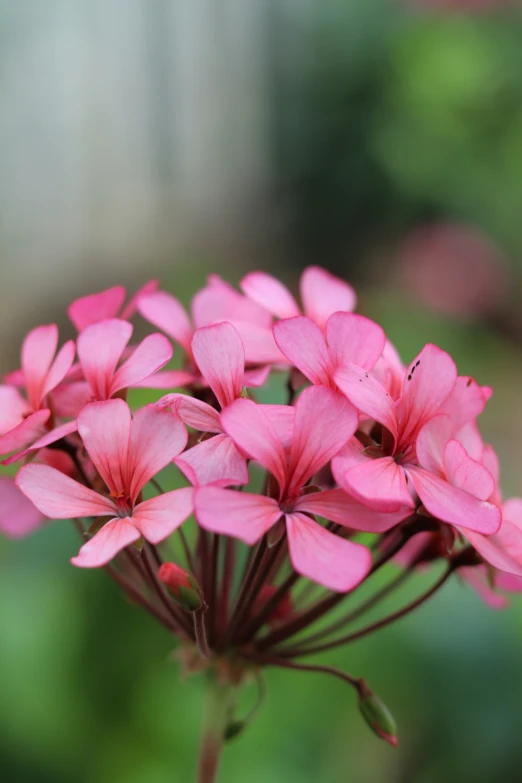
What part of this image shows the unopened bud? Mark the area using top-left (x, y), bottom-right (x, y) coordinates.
top-left (357, 682), bottom-right (398, 747)
top-left (158, 562), bottom-right (203, 612)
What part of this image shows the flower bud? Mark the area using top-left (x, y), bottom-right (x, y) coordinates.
top-left (357, 682), bottom-right (398, 747)
top-left (158, 562), bottom-right (203, 612)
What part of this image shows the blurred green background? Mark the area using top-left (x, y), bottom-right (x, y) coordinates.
top-left (2, 1), bottom-right (522, 781)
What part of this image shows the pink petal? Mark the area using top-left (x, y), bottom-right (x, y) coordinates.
top-left (221, 398), bottom-right (288, 490)
top-left (273, 316), bottom-right (334, 385)
top-left (120, 278), bottom-right (159, 320)
top-left (158, 393), bottom-right (222, 433)
top-left (132, 369), bottom-right (197, 389)
top-left (460, 567), bottom-right (508, 610)
top-left (443, 439), bottom-right (494, 501)
top-left (295, 488), bottom-right (410, 533)
top-left (415, 414), bottom-right (453, 476)
top-left (438, 376), bottom-right (490, 432)
top-left (0, 476), bottom-right (45, 538)
top-left (455, 420), bottom-right (484, 462)
top-left (287, 386), bottom-right (358, 495)
top-left (16, 463), bottom-right (117, 519)
top-left (230, 321), bottom-right (286, 365)
top-left (332, 437), bottom-right (367, 467)
top-left (462, 498), bottom-right (522, 578)
top-left (285, 512), bottom-right (371, 591)
top-left (41, 340), bottom-right (76, 398)
top-left (261, 404), bottom-right (295, 449)
top-left (50, 381), bottom-right (93, 418)
top-left (240, 271), bottom-right (300, 319)
top-left (243, 365), bottom-right (271, 388)
top-left (2, 419), bottom-right (78, 465)
top-left (191, 323), bottom-right (244, 408)
top-left (300, 266), bottom-right (357, 329)
top-left (0, 409), bottom-right (51, 457)
top-left (334, 456), bottom-right (414, 512)
top-left (137, 290), bottom-right (193, 353)
top-left (0, 385), bottom-right (31, 433)
top-left (175, 434), bottom-right (249, 487)
top-left (334, 365), bottom-right (398, 441)
top-left (3, 369), bottom-right (25, 386)
top-left (463, 518), bottom-right (522, 579)
top-left (326, 313), bottom-right (385, 371)
top-left (195, 487), bottom-right (281, 544)
top-left (132, 488), bottom-right (194, 544)
top-left (21, 324), bottom-right (59, 409)
top-left (482, 444), bottom-right (501, 505)
top-left (396, 344), bottom-right (457, 449)
top-left (126, 404), bottom-right (188, 501)
top-left (71, 517), bottom-right (140, 568)
top-left (372, 340), bottom-right (405, 399)
top-left (68, 286), bottom-right (127, 331)
top-left (111, 333), bottom-right (173, 395)
top-left (495, 569), bottom-right (522, 594)
top-left (77, 399), bottom-right (131, 495)
top-left (407, 466), bottom-right (501, 534)
top-left (192, 275), bottom-right (272, 330)
top-left (77, 319), bottom-right (133, 400)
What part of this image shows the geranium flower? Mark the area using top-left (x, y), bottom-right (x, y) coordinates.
top-left (240, 266), bottom-right (356, 330)
top-left (195, 386), bottom-right (391, 591)
top-left (68, 280), bottom-right (158, 331)
top-left (16, 399), bottom-right (193, 567)
top-left (0, 324), bottom-right (75, 457)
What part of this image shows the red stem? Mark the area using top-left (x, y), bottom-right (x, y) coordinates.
top-left (272, 565), bottom-right (453, 659)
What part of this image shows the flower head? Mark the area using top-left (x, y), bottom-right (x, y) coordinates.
top-left (16, 399), bottom-right (193, 567)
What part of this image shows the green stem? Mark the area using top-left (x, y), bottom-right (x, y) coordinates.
top-left (197, 675), bottom-right (231, 783)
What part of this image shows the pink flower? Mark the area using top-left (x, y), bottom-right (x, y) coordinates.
top-left (459, 565), bottom-right (522, 610)
top-left (0, 448), bottom-right (76, 538)
top-left (0, 324), bottom-right (75, 457)
top-left (59, 318), bottom-right (173, 415)
top-left (68, 280), bottom-right (158, 331)
top-left (159, 322), bottom-right (255, 487)
top-left (0, 476), bottom-right (46, 538)
top-left (273, 311), bottom-right (385, 389)
top-left (15, 399), bottom-right (194, 567)
top-left (333, 345), bottom-right (500, 534)
top-left (240, 266), bottom-right (356, 330)
top-left (137, 274), bottom-right (285, 376)
top-left (195, 386), bottom-right (397, 591)
top-left (461, 444), bottom-right (522, 578)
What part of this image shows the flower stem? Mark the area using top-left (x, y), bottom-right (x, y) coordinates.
top-left (273, 564), bottom-right (453, 658)
top-left (197, 675), bottom-right (231, 783)
top-left (194, 607), bottom-right (212, 659)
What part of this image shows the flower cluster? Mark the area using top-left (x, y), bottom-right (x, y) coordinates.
top-left (1, 267), bottom-right (521, 755)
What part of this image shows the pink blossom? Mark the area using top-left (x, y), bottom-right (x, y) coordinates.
top-left (15, 399), bottom-right (193, 567)
top-left (0, 448), bottom-right (76, 538)
top-left (68, 280), bottom-right (158, 331)
top-left (273, 311), bottom-right (385, 389)
top-left (0, 324), bottom-right (75, 458)
top-left (60, 318), bottom-right (173, 415)
top-left (0, 476), bottom-right (46, 538)
top-left (459, 565), bottom-right (522, 610)
top-left (195, 386), bottom-right (401, 591)
top-left (137, 274), bottom-right (285, 378)
top-left (240, 266), bottom-right (356, 330)
top-left (333, 346), bottom-right (500, 534)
